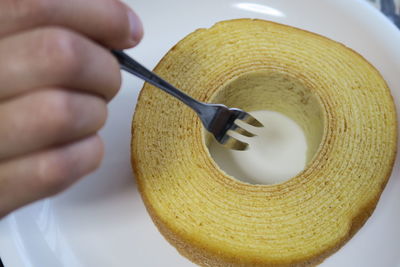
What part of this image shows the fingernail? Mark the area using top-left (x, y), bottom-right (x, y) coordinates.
top-left (127, 10), bottom-right (143, 46)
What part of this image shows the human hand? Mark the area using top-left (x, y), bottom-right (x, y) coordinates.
top-left (0, 0), bottom-right (143, 217)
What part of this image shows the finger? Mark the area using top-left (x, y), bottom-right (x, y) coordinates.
top-left (0, 135), bottom-right (103, 218)
top-left (0, 27), bottom-right (121, 101)
top-left (0, 89), bottom-right (107, 160)
top-left (0, 0), bottom-right (143, 49)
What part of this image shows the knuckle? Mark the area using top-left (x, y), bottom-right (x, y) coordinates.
top-left (102, 57), bottom-right (122, 101)
top-left (8, 0), bottom-right (53, 23)
top-left (37, 27), bottom-right (83, 77)
top-left (34, 137), bottom-right (103, 196)
top-left (93, 143), bottom-right (104, 169)
top-left (110, 58), bottom-right (122, 94)
top-left (39, 90), bottom-right (75, 136)
top-left (36, 154), bottom-right (72, 195)
top-left (84, 139), bottom-right (104, 172)
top-left (37, 90), bottom-right (108, 138)
top-left (93, 99), bottom-right (108, 130)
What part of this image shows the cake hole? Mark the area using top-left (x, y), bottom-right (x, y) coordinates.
top-left (209, 110), bottom-right (307, 184)
top-left (205, 70), bottom-right (325, 185)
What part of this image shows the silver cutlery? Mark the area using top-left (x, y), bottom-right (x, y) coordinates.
top-left (112, 50), bottom-right (263, 150)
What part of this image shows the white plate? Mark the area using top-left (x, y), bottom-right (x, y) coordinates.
top-left (1, 0), bottom-right (399, 266)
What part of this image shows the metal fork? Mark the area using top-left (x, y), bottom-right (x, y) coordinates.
top-left (112, 50), bottom-right (263, 150)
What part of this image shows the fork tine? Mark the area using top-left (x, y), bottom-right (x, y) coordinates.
top-left (229, 124), bottom-right (256, 137)
top-left (220, 135), bottom-right (249, 151)
top-left (239, 113), bottom-right (263, 127)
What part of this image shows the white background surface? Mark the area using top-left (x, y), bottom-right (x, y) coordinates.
top-left (1, 0), bottom-right (400, 266)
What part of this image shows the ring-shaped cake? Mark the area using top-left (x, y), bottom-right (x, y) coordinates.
top-left (132, 19), bottom-right (397, 266)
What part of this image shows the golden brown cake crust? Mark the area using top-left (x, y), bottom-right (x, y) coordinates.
top-left (131, 19), bottom-right (397, 266)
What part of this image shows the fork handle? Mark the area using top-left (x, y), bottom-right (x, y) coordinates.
top-left (112, 50), bottom-right (204, 110)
